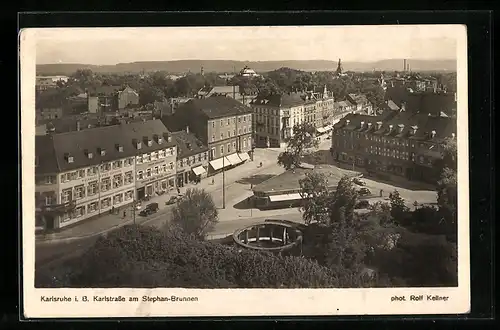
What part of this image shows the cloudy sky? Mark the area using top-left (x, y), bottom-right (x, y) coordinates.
top-left (34, 25), bottom-right (461, 65)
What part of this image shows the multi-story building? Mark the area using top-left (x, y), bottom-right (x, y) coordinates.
top-left (197, 85), bottom-right (255, 106)
top-left (330, 109), bottom-right (456, 184)
top-left (87, 85), bottom-right (140, 113)
top-left (250, 92), bottom-right (305, 148)
top-left (165, 96), bottom-right (253, 175)
top-left (35, 119), bottom-right (177, 230)
top-left (172, 129), bottom-right (209, 187)
top-left (346, 93), bottom-right (374, 115)
top-left (35, 76), bottom-right (69, 91)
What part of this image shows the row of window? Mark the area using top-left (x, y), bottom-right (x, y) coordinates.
top-left (136, 163), bottom-right (174, 180)
top-left (211, 126), bottom-right (251, 142)
top-left (136, 148), bottom-right (175, 164)
top-left (60, 172), bottom-right (135, 203)
top-left (211, 115), bottom-right (252, 128)
top-left (60, 190), bottom-right (135, 223)
top-left (368, 146), bottom-right (411, 160)
top-left (337, 131), bottom-right (442, 150)
top-left (178, 152), bottom-right (208, 168)
top-left (210, 137), bottom-right (252, 158)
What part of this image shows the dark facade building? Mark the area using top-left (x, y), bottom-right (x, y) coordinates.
top-left (87, 85), bottom-right (140, 113)
top-left (172, 129), bottom-right (209, 187)
top-left (163, 96), bottom-right (253, 175)
top-left (330, 110), bottom-right (456, 184)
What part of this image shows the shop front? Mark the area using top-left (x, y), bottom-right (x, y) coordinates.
top-left (136, 173), bottom-right (176, 200)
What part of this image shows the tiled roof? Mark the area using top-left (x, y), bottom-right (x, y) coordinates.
top-left (206, 85), bottom-right (240, 96)
top-left (181, 96), bottom-right (252, 119)
top-left (251, 93), bottom-right (305, 108)
top-left (336, 100), bottom-right (354, 108)
top-left (334, 111), bottom-right (456, 142)
top-left (348, 93), bottom-right (370, 105)
top-left (171, 130), bottom-right (208, 159)
top-left (41, 120), bottom-right (175, 173)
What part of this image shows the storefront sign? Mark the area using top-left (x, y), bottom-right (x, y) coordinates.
top-left (138, 173), bottom-right (172, 186)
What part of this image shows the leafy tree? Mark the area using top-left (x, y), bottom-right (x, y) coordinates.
top-left (389, 190), bottom-right (410, 222)
top-left (277, 122), bottom-right (319, 170)
top-left (369, 201), bottom-right (393, 227)
top-left (299, 172), bottom-right (333, 225)
top-left (171, 188), bottom-right (219, 240)
top-left (329, 175), bottom-right (359, 226)
top-left (37, 225), bottom-right (344, 288)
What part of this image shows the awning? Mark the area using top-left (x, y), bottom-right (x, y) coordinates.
top-left (268, 193), bottom-right (303, 202)
top-left (238, 152), bottom-right (250, 162)
top-left (324, 125), bottom-right (333, 131)
top-left (317, 127), bottom-right (327, 134)
top-left (192, 166), bottom-right (206, 176)
top-left (209, 158), bottom-right (225, 171)
top-left (226, 153), bottom-right (243, 166)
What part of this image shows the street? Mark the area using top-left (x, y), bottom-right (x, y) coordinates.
top-left (36, 140), bottom-right (437, 268)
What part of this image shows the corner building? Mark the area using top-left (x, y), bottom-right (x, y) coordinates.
top-left (35, 119), bottom-right (177, 230)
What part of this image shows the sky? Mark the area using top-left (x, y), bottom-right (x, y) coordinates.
top-left (34, 25), bottom-right (461, 65)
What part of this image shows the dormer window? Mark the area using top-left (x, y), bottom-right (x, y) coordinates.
top-left (398, 124), bottom-right (405, 133)
top-left (345, 120), bottom-right (350, 126)
top-left (116, 144), bottom-right (124, 152)
top-left (451, 133), bottom-right (456, 140)
top-left (155, 134), bottom-right (163, 144)
top-left (367, 123), bottom-right (373, 129)
top-left (98, 148), bottom-right (106, 156)
top-left (410, 125), bottom-right (418, 135)
top-left (143, 136), bottom-right (152, 147)
top-left (360, 121), bottom-right (365, 128)
top-left (431, 130), bottom-right (437, 139)
top-left (64, 153), bottom-right (74, 163)
top-left (84, 149), bottom-right (93, 159)
top-left (133, 139), bottom-right (142, 150)
top-left (376, 121), bottom-right (383, 130)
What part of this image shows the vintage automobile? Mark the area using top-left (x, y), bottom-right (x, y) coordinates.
top-left (358, 188), bottom-right (371, 196)
top-left (139, 203), bottom-right (159, 216)
top-left (165, 196), bottom-right (179, 205)
top-left (353, 177), bottom-right (366, 186)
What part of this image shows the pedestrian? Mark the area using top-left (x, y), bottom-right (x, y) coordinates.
top-left (111, 206), bottom-right (115, 215)
top-left (380, 189), bottom-right (383, 197)
top-left (123, 210), bottom-right (126, 219)
top-left (177, 187), bottom-right (180, 195)
top-left (212, 177), bottom-right (215, 185)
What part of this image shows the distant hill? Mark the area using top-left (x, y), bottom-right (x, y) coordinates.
top-left (36, 59), bottom-right (457, 75)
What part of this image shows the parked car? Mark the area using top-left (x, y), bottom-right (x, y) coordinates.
top-left (165, 196), bottom-right (179, 205)
top-left (355, 200), bottom-right (370, 209)
top-left (135, 202), bottom-right (142, 210)
top-left (358, 188), bottom-right (371, 196)
top-left (353, 178), bottom-right (366, 186)
top-left (139, 202), bottom-right (159, 216)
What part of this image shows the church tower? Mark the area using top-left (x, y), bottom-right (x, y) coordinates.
top-left (334, 58), bottom-right (343, 77)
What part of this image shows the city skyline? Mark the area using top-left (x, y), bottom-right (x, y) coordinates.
top-left (34, 25), bottom-right (459, 65)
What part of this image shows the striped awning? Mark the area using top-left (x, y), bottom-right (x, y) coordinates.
top-left (268, 193), bottom-right (303, 202)
top-left (226, 153), bottom-right (243, 166)
top-left (238, 152), bottom-right (250, 161)
top-left (192, 166), bottom-right (206, 176)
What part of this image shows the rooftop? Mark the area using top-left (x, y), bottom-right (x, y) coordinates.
top-left (171, 130), bottom-right (208, 159)
top-left (181, 96), bottom-right (252, 119)
top-left (253, 165), bottom-right (359, 194)
top-left (251, 93), bottom-right (305, 108)
top-left (37, 120), bottom-right (176, 173)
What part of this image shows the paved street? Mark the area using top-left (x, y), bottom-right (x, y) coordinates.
top-left (35, 139), bottom-right (437, 268)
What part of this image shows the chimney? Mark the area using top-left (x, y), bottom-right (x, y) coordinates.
top-left (76, 121), bottom-right (81, 131)
top-left (186, 126), bottom-right (190, 134)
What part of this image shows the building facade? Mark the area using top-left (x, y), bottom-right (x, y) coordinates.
top-left (165, 96), bottom-right (253, 175)
top-left (330, 110), bottom-right (456, 184)
top-left (172, 129), bottom-right (209, 187)
top-left (35, 120), bottom-right (177, 230)
top-left (117, 86), bottom-right (140, 109)
top-left (87, 85), bottom-right (140, 113)
top-left (250, 93), bottom-right (305, 148)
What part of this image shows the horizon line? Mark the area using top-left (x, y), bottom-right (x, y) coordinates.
top-left (37, 58), bottom-right (457, 66)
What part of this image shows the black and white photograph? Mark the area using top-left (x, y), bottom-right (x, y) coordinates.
top-left (21, 25), bottom-right (469, 317)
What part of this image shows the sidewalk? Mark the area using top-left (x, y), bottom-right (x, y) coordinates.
top-left (36, 148), bottom-right (282, 244)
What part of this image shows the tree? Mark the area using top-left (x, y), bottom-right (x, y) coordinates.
top-left (330, 175), bottom-right (359, 226)
top-left (277, 122), bottom-right (319, 170)
top-left (389, 190), bottom-right (410, 222)
top-left (299, 172), bottom-right (333, 225)
top-left (171, 188), bottom-right (219, 240)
